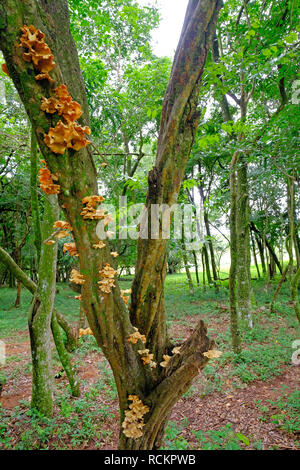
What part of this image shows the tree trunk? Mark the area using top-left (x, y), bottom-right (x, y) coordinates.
top-left (253, 230), bottom-right (266, 275)
top-left (229, 151), bottom-right (241, 354)
top-left (202, 243), bottom-right (212, 285)
top-left (51, 311), bottom-right (80, 396)
top-left (30, 128), bottom-right (42, 263)
top-left (287, 178), bottom-right (300, 324)
top-left (14, 281), bottom-right (21, 308)
top-left (192, 250), bottom-right (200, 286)
top-left (0, 0), bottom-right (222, 448)
top-left (251, 231), bottom-right (261, 279)
top-left (236, 154), bottom-right (252, 328)
top-left (251, 223), bottom-right (282, 275)
top-left (182, 241), bottom-right (194, 294)
top-left (204, 212), bottom-right (219, 292)
top-left (28, 194), bottom-right (58, 416)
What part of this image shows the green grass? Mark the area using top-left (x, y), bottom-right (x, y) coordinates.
top-left (0, 283), bottom-right (80, 338)
top-left (256, 389), bottom-right (300, 435)
top-left (163, 420), bottom-right (258, 450)
top-left (0, 268), bottom-right (299, 450)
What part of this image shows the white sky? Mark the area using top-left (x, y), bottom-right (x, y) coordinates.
top-left (138, 0), bottom-right (189, 57)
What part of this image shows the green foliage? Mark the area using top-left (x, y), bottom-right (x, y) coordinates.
top-left (0, 383), bottom-right (113, 450)
top-left (163, 421), bottom-right (252, 450)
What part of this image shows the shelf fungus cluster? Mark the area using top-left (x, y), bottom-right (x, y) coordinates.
top-left (93, 241), bottom-right (106, 249)
top-left (128, 327), bottom-right (146, 345)
top-left (81, 195), bottom-right (107, 220)
top-left (18, 24), bottom-right (91, 155)
top-left (63, 242), bottom-right (78, 257)
top-left (41, 85), bottom-right (82, 123)
top-left (98, 263), bottom-right (117, 294)
top-left (38, 160), bottom-right (60, 195)
top-left (122, 395), bottom-right (150, 439)
top-left (138, 349), bottom-right (157, 369)
top-left (160, 354), bottom-right (171, 368)
top-left (52, 220), bottom-right (73, 240)
top-left (70, 269), bottom-right (86, 286)
top-left (79, 327), bottom-right (93, 337)
top-left (43, 117), bottom-right (91, 155)
top-left (42, 85), bottom-right (91, 155)
top-left (19, 25), bottom-right (55, 82)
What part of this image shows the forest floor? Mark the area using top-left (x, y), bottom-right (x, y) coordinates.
top-left (0, 273), bottom-right (299, 450)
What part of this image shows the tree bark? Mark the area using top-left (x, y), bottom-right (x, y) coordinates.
top-left (236, 154), bottom-right (253, 328)
top-left (182, 241), bottom-right (194, 295)
top-left (28, 194), bottom-right (58, 416)
top-left (192, 250), bottom-right (200, 286)
top-left (251, 223), bottom-right (282, 275)
top-left (229, 151), bottom-right (241, 354)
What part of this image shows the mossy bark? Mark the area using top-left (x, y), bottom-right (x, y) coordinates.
top-left (182, 240), bottom-right (194, 295)
top-left (28, 194), bottom-right (58, 416)
top-left (51, 312), bottom-right (80, 396)
top-left (236, 154), bottom-right (253, 328)
top-left (30, 128), bottom-right (42, 263)
top-left (287, 178), bottom-right (300, 324)
top-left (0, 0), bottom-right (222, 448)
top-left (229, 151), bottom-right (241, 354)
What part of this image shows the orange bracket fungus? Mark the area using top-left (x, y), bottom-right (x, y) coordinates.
top-left (19, 25), bottom-right (55, 82)
top-left (43, 120), bottom-right (91, 155)
top-left (121, 288), bottom-right (131, 305)
top-left (79, 327), bottom-right (93, 337)
top-left (18, 25), bottom-right (91, 155)
top-left (81, 195), bottom-right (107, 220)
top-left (138, 349), bottom-right (157, 369)
top-left (70, 269), bottom-right (86, 286)
top-left (98, 263), bottom-right (117, 294)
top-left (160, 355), bottom-right (171, 368)
top-left (53, 220), bottom-right (73, 232)
top-left (122, 395), bottom-right (150, 439)
top-left (93, 241), bottom-right (106, 249)
top-left (128, 327), bottom-right (146, 345)
top-left (38, 160), bottom-right (60, 195)
top-left (41, 84), bottom-right (91, 154)
top-left (63, 242), bottom-right (78, 257)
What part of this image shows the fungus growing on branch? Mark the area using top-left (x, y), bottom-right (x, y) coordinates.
top-left (63, 242), bottom-right (78, 257)
top-left (70, 269), bottom-right (85, 285)
top-left (160, 355), bottom-right (171, 368)
top-left (79, 327), bottom-right (93, 337)
top-left (44, 120), bottom-right (91, 155)
top-left (128, 327), bottom-right (146, 345)
top-left (98, 263), bottom-right (117, 294)
top-left (81, 195), bottom-right (107, 220)
top-left (19, 25), bottom-right (55, 82)
top-left (138, 349), bottom-right (157, 369)
top-left (93, 241), bottom-right (106, 249)
top-left (122, 395), bottom-right (150, 439)
top-left (38, 160), bottom-right (60, 195)
top-left (121, 288), bottom-right (131, 305)
top-left (53, 220), bottom-right (73, 232)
